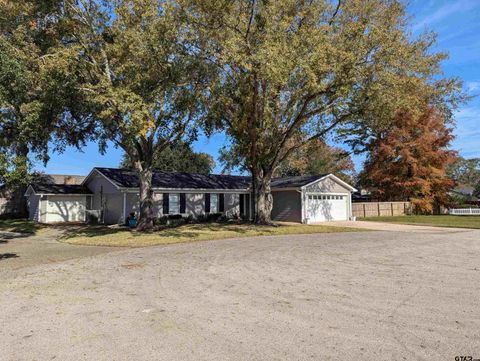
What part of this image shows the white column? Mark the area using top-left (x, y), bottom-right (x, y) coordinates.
top-left (122, 192), bottom-right (127, 224)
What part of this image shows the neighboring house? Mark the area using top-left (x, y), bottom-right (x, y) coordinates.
top-left (25, 167), bottom-right (357, 224)
top-left (43, 174), bottom-right (86, 185)
top-left (1, 173), bottom-right (86, 217)
top-left (450, 184), bottom-right (479, 203)
top-left (451, 184), bottom-right (475, 197)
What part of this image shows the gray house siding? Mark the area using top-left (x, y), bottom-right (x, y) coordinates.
top-left (305, 177), bottom-right (351, 193)
top-left (185, 193), bottom-right (204, 216)
top-left (27, 194), bottom-right (41, 221)
top-left (224, 193), bottom-right (240, 217)
top-left (125, 192), bottom-right (139, 216)
top-left (39, 197), bottom-right (47, 223)
top-left (84, 172), bottom-right (124, 224)
top-left (271, 191), bottom-right (302, 222)
top-left (120, 191), bottom-right (241, 223)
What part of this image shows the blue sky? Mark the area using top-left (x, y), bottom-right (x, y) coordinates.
top-left (34, 0), bottom-right (480, 175)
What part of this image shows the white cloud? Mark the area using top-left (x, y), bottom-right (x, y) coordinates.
top-left (466, 81), bottom-right (480, 93)
top-left (452, 104), bottom-right (480, 158)
top-left (413, 0), bottom-right (480, 31)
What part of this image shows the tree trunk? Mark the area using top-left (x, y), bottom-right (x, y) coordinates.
top-left (136, 167), bottom-right (154, 232)
top-left (253, 170), bottom-right (274, 224)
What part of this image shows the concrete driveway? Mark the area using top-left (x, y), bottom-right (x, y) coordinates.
top-left (1, 228), bottom-right (479, 361)
top-left (329, 220), bottom-right (475, 232)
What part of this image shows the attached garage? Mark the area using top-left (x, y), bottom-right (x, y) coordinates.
top-left (306, 194), bottom-right (348, 222)
top-left (25, 184), bottom-right (92, 223)
top-left (271, 174), bottom-right (356, 224)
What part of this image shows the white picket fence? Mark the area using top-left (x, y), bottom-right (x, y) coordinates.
top-left (449, 208), bottom-right (480, 215)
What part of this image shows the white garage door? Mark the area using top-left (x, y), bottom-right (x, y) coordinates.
top-left (307, 194), bottom-right (348, 222)
top-left (45, 196), bottom-right (86, 223)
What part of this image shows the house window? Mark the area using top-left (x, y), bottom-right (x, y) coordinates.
top-left (210, 194), bottom-right (218, 213)
top-left (169, 194), bottom-right (180, 214)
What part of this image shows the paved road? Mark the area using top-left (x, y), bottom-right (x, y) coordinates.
top-left (1, 228), bottom-right (479, 361)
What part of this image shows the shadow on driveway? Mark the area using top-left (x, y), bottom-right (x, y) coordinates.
top-left (0, 227), bottom-right (116, 274)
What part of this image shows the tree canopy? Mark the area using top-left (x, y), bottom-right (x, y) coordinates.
top-left (185, 0), bottom-right (463, 223)
top-left (48, 0), bottom-right (213, 230)
top-left (0, 0), bottom-right (466, 225)
top-left (275, 139), bottom-right (355, 183)
top-left (360, 107), bottom-right (457, 213)
top-left (120, 141), bottom-right (215, 175)
top-left (0, 0), bottom-right (98, 210)
top-left (447, 157), bottom-right (480, 188)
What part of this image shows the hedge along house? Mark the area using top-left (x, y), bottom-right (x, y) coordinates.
top-left (25, 167), bottom-right (357, 224)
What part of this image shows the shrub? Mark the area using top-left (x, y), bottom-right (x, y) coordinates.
top-left (206, 212), bottom-right (222, 222)
top-left (451, 204), bottom-right (479, 209)
top-left (196, 214), bottom-right (208, 223)
top-left (154, 216), bottom-right (168, 226)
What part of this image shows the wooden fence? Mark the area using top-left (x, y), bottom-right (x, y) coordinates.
top-left (352, 202), bottom-right (411, 218)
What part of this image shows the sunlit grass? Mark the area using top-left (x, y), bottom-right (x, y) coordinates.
top-left (0, 219), bottom-right (46, 234)
top-left (61, 222), bottom-right (365, 247)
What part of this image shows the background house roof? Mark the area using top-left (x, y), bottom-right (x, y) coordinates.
top-left (45, 174), bottom-right (86, 185)
top-left (94, 167), bottom-right (251, 190)
top-left (30, 184), bottom-right (92, 195)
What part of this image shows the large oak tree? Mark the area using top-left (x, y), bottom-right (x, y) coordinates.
top-left (0, 1), bottom-right (94, 214)
top-left (53, 0), bottom-right (212, 230)
top-left (185, 0), bottom-right (462, 223)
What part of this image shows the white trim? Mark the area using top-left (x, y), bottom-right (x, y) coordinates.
top-left (301, 174), bottom-right (357, 192)
top-left (24, 185), bottom-right (36, 197)
top-left (34, 193), bottom-right (92, 196)
top-left (24, 185), bottom-right (92, 197)
top-left (122, 192), bottom-right (127, 224)
top-left (271, 187), bottom-right (300, 192)
top-left (123, 188), bottom-right (250, 194)
top-left (305, 192), bottom-right (350, 196)
top-left (82, 168), bottom-right (122, 190)
top-left (348, 192), bottom-right (353, 219)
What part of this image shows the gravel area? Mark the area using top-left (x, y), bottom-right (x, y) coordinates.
top-left (1, 228), bottom-right (479, 361)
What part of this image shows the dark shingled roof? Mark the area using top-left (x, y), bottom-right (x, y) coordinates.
top-left (30, 183), bottom-right (92, 195)
top-left (94, 167), bottom-right (251, 190)
top-left (271, 174), bottom-right (328, 188)
top-left (93, 168), bottom-right (334, 190)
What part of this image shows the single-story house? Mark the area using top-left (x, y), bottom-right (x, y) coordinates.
top-left (25, 167), bottom-right (357, 224)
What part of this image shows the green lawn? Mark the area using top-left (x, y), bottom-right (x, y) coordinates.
top-left (0, 218), bottom-right (46, 234)
top-left (363, 215), bottom-right (480, 229)
top-left (61, 222), bottom-right (364, 247)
